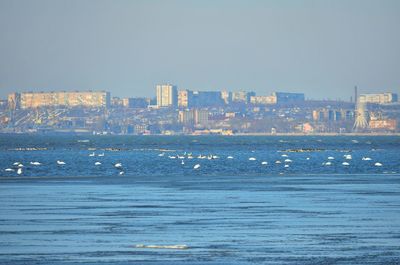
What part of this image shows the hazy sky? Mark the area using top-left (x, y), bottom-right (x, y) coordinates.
top-left (0, 0), bottom-right (399, 100)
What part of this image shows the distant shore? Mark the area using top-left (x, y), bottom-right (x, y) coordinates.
top-left (233, 132), bottom-right (400, 136)
top-left (1, 131), bottom-right (400, 136)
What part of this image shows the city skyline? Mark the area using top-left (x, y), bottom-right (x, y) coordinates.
top-left (0, 0), bottom-right (399, 100)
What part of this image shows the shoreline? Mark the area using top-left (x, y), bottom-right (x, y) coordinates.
top-left (1, 132), bottom-right (400, 136)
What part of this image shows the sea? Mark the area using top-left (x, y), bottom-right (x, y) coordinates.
top-left (0, 134), bottom-right (399, 265)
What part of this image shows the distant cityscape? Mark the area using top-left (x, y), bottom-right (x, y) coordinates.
top-left (1, 85), bottom-right (399, 135)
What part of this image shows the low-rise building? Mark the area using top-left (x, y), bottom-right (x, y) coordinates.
top-left (359, 93), bottom-right (398, 104)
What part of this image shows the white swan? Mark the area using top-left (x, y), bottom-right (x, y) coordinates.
top-left (193, 164), bottom-right (200, 169)
top-left (98, 153), bottom-right (105, 157)
top-left (227, 156), bottom-right (234, 159)
top-left (325, 161), bottom-right (332, 166)
top-left (119, 171), bottom-right (124, 175)
top-left (95, 162), bottom-right (102, 165)
top-left (284, 164), bottom-right (289, 168)
top-left (89, 152), bottom-right (95, 157)
top-left (342, 162), bottom-right (350, 166)
top-left (30, 162), bottom-right (41, 166)
top-left (284, 159), bottom-right (292, 163)
top-left (281, 154), bottom-right (288, 157)
top-left (5, 168), bottom-right (14, 172)
top-left (275, 160), bottom-right (282, 164)
top-left (158, 153), bottom-right (165, 157)
top-left (374, 162), bottom-right (382, 167)
top-left (114, 163), bottom-right (122, 168)
top-left (17, 168), bottom-right (22, 175)
top-left (57, 160), bottom-right (66, 165)
top-left (249, 157), bottom-right (256, 161)
top-left (181, 160), bottom-right (185, 165)
top-left (327, 157), bottom-right (334, 160)
top-left (261, 161), bottom-right (268, 165)
top-left (362, 157), bottom-right (372, 161)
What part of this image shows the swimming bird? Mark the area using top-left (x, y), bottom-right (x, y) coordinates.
top-left (187, 154), bottom-right (193, 159)
top-left (17, 163), bottom-right (24, 168)
top-left (261, 161), bottom-right (268, 165)
top-left (5, 168), bottom-right (14, 172)
top-left (57, 160), bottom-right (66, 165)
top-left (284, 164), bottom-right (289, 168)
top-left (193, 164), bottom-right (201, 169)
top-left (327, 157), bottom-right (334, 160)
top-left (342, 162), bottom-right (350, 166)
top-left (275, 160), bottom-right (282, 164)
top-left (158, 153), bottom-right (165, 157)
top-left (324, 161), bottom-right (332, 166)
top-left (119, 171), bottom-right (124, 175)
top-left (281, 154), bottom-right (288, 157)
top-left (177, 155), bottom-right (185, 159)
top-left (95, 162), bottom-right (102, 165)
top-left (17, 168), bottom-right (22, 175)
top-left (30, 162), bottom-right (41, 166)
top-left (284, 159), bottom-right (292, 163)
top-left (362, 157), bottom-right (372, 161)
top-left (169, 156), bottom-right (176, 159)
top-left (114, 163), bottom-right (122, 168)
top-left (306, 157), bottom-right (310, 160)
top-left (249, 157), bottom-right (256, 161)
top-left (13, 162), bottom-right (20, 166)
top-left (227, 156), bottom-right (234, 159)
top-left (89, 152), bottom-right (95, 157)
top-left (344, 155), bottom-right (352, 160)
top-left (181, 160), bottom-right (185, 165)
top-left (98, 153), bottom-right (105, 157)
top-left (374, 162), bottom-right (383, 167)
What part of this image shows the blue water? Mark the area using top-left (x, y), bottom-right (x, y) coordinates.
top-left (0, 135), bottom-right (400, 264)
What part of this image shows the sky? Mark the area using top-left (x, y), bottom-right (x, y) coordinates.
top-left (0, 0), bottom-right (399, 100)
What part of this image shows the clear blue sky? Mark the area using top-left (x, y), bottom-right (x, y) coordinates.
top-left (0, 0), bottom-right (399, 100)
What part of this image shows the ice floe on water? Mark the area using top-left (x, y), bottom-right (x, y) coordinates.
top-left (135, 244), bottom-right (188, 250)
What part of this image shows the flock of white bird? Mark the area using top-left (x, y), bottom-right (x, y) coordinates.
top-left (3, 150), bottom-right (386, 176)
top-left (157, 151), bottom-right (385, 170)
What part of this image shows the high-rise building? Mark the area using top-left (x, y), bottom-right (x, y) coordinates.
top-left (178, 109), bottom-right (209, 126)
top-left (122, 98), bottom-right (149, 108)
top-left (221, 90), bottom-right (232, 104)
top-left (250, 96), bottom-right (277, 105)
top-left (178, 90), bottom-right (193, 108)
top-left (232, 91), bottom-right (255, 104)
top-left (8, 91), bottom-right (110, 109)
top-left (192, 91), bottom-right (224, 107)
top-left (359, 93), bottom-right (398, 104)
top-left (156, 84), bottom-right (178, 108)
top-left (272, 92), bottom-right (305, 104)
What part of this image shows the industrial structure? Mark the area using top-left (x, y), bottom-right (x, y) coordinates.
top-left (353, 101), bottom-right (369, 131)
